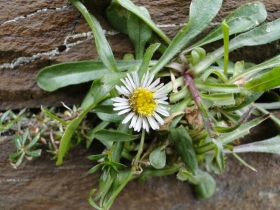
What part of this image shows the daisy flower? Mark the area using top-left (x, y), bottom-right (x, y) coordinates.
top-left (112, 71), bottom-right (169, 132)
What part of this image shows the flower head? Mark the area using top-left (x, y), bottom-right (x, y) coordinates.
top-left (112, 71), bottom-right (169, 132)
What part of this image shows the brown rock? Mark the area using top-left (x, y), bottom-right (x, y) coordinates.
top-left (0, 0), bottom-right (280, 110)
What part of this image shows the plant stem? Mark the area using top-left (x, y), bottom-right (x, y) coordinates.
top-left (104, 129), bottom-right (146, 209)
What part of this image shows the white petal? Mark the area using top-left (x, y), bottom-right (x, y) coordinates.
top-left (141, 71), bottom-right (149, 87)
top-left (112, 101), bottom-right (129, 106)
top-left (127, 73), bottom-right (136, 89)
top-left (129, 115), bottom-right (138, 129)
top-left (153, 112), bottom-right (164, 125)
top-left (121, 78), bottom-right (133, 91)
top-left (122, 112), bottom-right (135, 124)
top-left (147, 78), bottom-right (160, 90)
top-left (156, 106), bottom-right (169, 116)
top-left (113, 105), bottom-right (130, 110)
top-left (115, 85), bottom-right (126, 95)
top-left (117, 108), bottom-right (131, 115)
top-left (145, 74), bottom-right (154, 87)
top-left (155, 99), bottom-right (169, 105)
top-left (134, 116), bottom-right (143, 132)
top-left (154, 83), bottom-right (164, 91)
top-left (142, 117), bottom-right (149, 132)
top-left (132, 71), bottom-right (140, 87)
top-left (121, 86), bottom-right (131, 96)
top-left (147, 116), bottom-right (159, 130)
top-left (111, 97), bottom-right (129, 103)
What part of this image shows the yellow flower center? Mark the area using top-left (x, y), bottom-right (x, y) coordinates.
top-left (129, 88), bottom-right (156, 116)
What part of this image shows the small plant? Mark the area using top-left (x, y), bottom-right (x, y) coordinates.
top-left (7, 0), bottom-right (280, 209)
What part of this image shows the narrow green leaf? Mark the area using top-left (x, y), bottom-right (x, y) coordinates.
top-left (170, 125), bottom-right (198, 175)
top-left (211, 139), bottom-right (225, 172)
top-left (94, 129), bottom-right (140, 142)
top-left (224, 92), bottom-right (262, 111)
top-left (229, 135), bottom-right (280, 154)
top-left (184, 2), bottom-right (267, 52)
top-left (42, 108), bottom-right (68, 125)
top-left (244, 66), bottom-right (280, 92)
top-left (56, 100), bottom-right (105, 165)
top-left (195, 80), bottom-right (240, 93)
top-left (192, 18), bottom-right (280, 76)
top-left (12, 153), bottom-right (25, 169)
top-left (9, 151), bottom-right (22, 160)
top-left (70, 0), bottom-right (118, 73)
top-left (88, 163), bottom-right (105, 174)
top-left (232, 153), bottom-right (257, 172)
top-left (26, 149), bottom-right (42, 157)
top-left (0, 110), bottom-right (11, 123)
top-left (26, 133), bottom-right (41, 150)
top-left (150, 0), bottom-right (223, 75)
top-left (37, 60), bottom-right (143, 91)
top-left (229, 55), bottom-right (280, 83)
top-left (13, 134), bottom-right (22, 150)
top-left (138, 43), bottom-right (160, 79)
top-left (200, 93), bottom-right (235, 106)
top-left (88, 154), bottom-right (108, 161)
top-left (114, 0), bottom-right (170, 44)
top-left (127, 8), bottom-right (152, 59)
top-left (88, 189), bottom-right (102, 210)
top-left (149, 147), bottom-right (166, 169)
top-left (222, 20), bottom-right (229, 75)
top-left (195, 114), bottom-right (270, 154)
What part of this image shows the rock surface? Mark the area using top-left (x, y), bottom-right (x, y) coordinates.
top-left (0, 0), bottom-right (280, 110)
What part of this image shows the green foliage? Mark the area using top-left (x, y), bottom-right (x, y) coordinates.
top-left (9, 129), bottom-right (42, 169)
top-left (7, 0), bottom-right (280, 209)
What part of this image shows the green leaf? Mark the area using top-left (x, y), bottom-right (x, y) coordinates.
top-left (229, 135), bottom-right (280, 154)
top-left (13, 134), bottom-right (22, 150)
top-left (200, 93), bottom-right (235, 106)
top-left (36, 60), bottom-right (143, 91)
top-left (229, 55), bottom-right (280, 83)
top-left (26, 132), bottom-right (41, 150)
top-left (25, 149), bottom-right (42, 157)
top-left (149, 147), bottom-right (166, 169)
top-left (114, 0), bottom-right (170, 44)
top-left (184, 2), bottom-right (267, 52)
top-left (244, 66), bottom-right (280, 92)
top-left (9, 151), bottom-right (22, 160)
top-left (11, 152), bottom-right (25, 169)
top-left (192, 18), bottom-right (280, 76)
top-left (96, 99), bottom-right (123, 123)
top-left (0, 110), bottom-right (11, 123)
top-left (224, 92), bottom-right (262, 111)
top-left (195, 114), bottom-right (270, 154)
top-left (56, 100), bottom-right (105, 165)
top-left (137, 43), bottom-right (160, 79)
top-left (94, 129), bottom-right (140, 142)
top-left (127, 8), bottom-right (152, 59)
top-left (195, 80), bottom-right (240, 93)
top-left (211, 139), bottom-right (225, 172)
top-left (106, 2), bottom-right (129, 34)
top-left (169, 125), bottom-right (198, 175)
top-left (88, 154), bottom-right (108, 161)
top-left (88, 163), bottom-right (105, 175)
top-left (88, 189), bottom-right (102, 210)
top-left (222, 20), bottom-right (229, 75)
top-left (150, 0), bottom-right (223, 75)
top-left (192, 170), bottom-right (216, 200)
top-left (69, 0), bottom-right (118, 73)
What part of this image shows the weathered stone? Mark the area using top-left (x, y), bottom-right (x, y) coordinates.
top-left (0, 0), bottom-right (279, 110)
